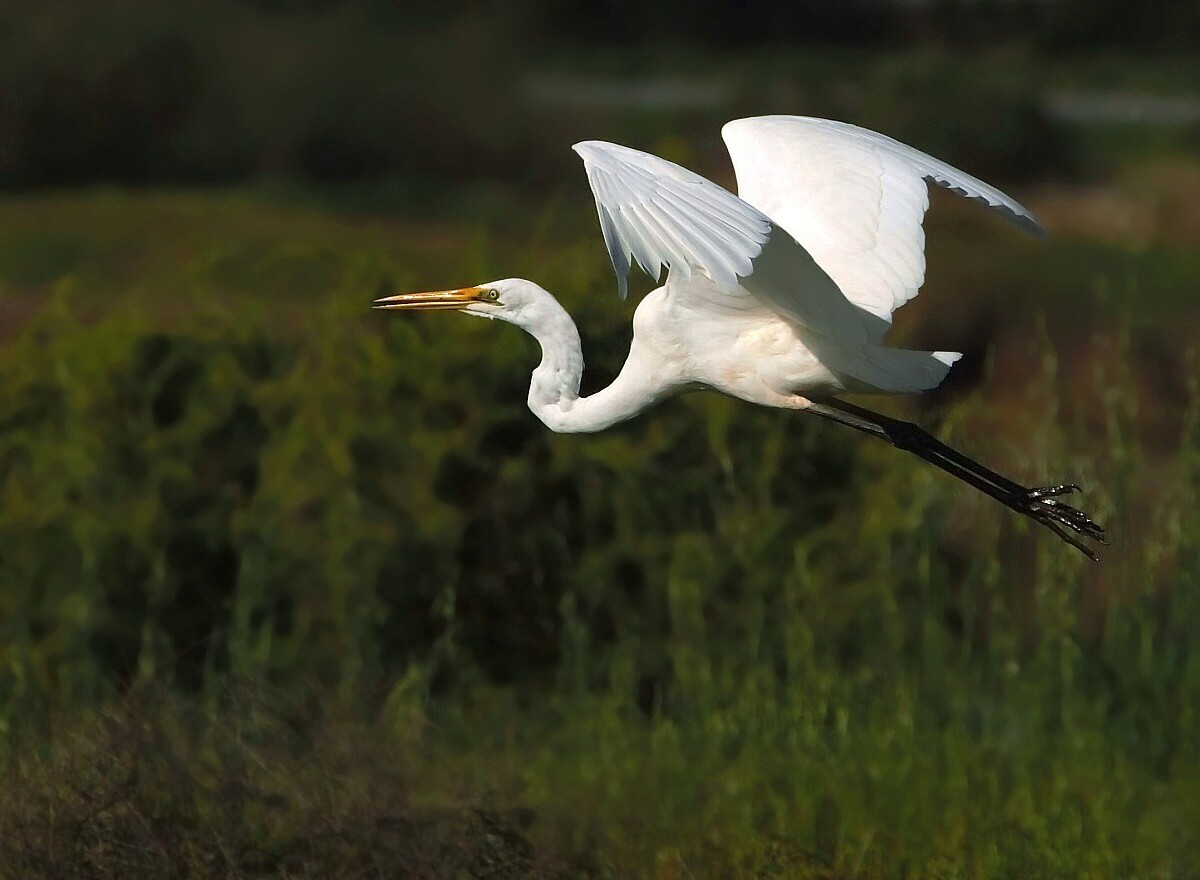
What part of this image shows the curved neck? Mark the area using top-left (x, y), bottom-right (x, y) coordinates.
top-left (520, 296), bottom-right (664, 434)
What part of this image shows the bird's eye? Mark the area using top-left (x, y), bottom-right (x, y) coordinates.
top-left (486, 289), bottom-right (500, 301)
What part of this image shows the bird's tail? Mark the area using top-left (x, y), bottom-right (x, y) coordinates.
top-left (814, 343), bottom-right (962, 394)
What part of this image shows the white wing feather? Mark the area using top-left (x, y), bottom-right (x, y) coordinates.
top-left (573, 139), bottom-right (877, 346)
top-left (573, 140), bottom-right (771, 300)
top-left (721, 116), bottom-right (1045, 323)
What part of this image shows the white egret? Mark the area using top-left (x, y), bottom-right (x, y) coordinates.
top-left (376, 116), bottom-right (1105, 558)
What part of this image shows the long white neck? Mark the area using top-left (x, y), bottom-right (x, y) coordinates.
top-left (518, 295), bottom-right (667, 434)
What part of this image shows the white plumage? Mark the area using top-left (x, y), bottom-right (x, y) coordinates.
top-left (376, 116), bottom-right (1105, 557)
top-left (571, 116), bottom-right (1042, 397)
top-left (573, 139), bottom-right (772, 299)
top-left (721, 116), bottom-right (1044, 323)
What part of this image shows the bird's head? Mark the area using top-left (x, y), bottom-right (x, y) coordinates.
top-left (373, 278), bottom-right (561, 330)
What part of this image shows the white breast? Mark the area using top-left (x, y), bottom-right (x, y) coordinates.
top-left (631, 285), bottom-right (842, 407)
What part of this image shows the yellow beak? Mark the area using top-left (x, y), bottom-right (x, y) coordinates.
top-left (373, 286), bottom-right (487, 311)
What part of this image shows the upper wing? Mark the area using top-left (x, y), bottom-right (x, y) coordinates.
top-left (721, 116), bottom-right (1045, 322)
top-left (573, 140), bottom-right (771, 300)
top-left (573, 139), bottom-right (875, 344)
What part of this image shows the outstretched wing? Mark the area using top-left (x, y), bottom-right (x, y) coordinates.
top-left (721, 115), bottom-right (1044, 323)
top-left (573, 139), bottom-right (875, 344)
top-left (572, 140), bottom-right (771, 300)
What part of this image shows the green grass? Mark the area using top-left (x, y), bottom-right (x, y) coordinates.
top-left (0, 188), bottom-right (515, 306)
top-left (1, 178), bottom-right (1199, 877)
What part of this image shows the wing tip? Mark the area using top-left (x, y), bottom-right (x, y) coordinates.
top-left (722, 114), bottom-right (818, 135)
top-left (937, 181), bottom-right (1049, 240)
top-left (572, 140), bottom-right (611, 164)
top-left (720, 118), bottom-right (748, 138)
top-left (1024, 214), bottom-right (1050, 241)
top-left (996, 201), bottom-right (1050, 241)
top-left (573, 140), bottom-right (637, 161)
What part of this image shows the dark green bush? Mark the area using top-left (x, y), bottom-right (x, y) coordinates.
top-left (0, 190), bottom-right (1198, 874)
top-left (0, 277), bottom-right (869, 703)
top-left (0, 252), bottom-right (1195, 745)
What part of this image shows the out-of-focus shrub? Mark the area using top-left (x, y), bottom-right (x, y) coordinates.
top-left (0, 0), bottom-right (1097, 194)
top-left (0, 194), bottom-right (1197, 874)
top-left (0, 243), bottom-right (1196, 763)
top-left (0, 0), bottom-right (533, 189)
top-left (0, 267), bottom-right (863, 708)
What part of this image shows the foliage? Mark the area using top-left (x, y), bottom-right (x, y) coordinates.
top-left (0, 184), bottom-right (1198, 875)
top-left (0, 687), bottom-right (577, 880)
top-left (14, 0), bottom-right (1198, 193)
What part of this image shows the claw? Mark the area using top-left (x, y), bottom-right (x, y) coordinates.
top-left (1043, 519), bottom-right (1101, 562)
top-left (1018, 484), bottom-right (1107, 559)
top-left (1028, 483), bottom-right (1080, 499)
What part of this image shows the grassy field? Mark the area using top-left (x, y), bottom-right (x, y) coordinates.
top-left (1, 135), bottom-right (1199, 875)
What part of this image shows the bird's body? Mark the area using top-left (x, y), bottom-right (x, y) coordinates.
top-left (523, 280), bottom-right (832, 435)
top-left (377, 116), bottom-right (1106, 557)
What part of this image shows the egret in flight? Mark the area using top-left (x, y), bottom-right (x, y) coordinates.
top-left (376, 116), bottom-right (1105, 558)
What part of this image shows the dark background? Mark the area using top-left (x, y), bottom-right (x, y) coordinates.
top-left (3, 0), bottom-right (1197, 190)
top-left (0, 2), bottom-right (1198, 877)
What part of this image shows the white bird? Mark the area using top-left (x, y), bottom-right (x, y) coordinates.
top-left (376, 116), bottom-right (1105, 558)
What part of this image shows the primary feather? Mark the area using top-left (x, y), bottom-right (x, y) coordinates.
top-left (573, 138), bottom-right (878, 348)
top-left (721, 115), bottom-right (1044, 323)
top-left (573, 140), bottom-right (771, 299)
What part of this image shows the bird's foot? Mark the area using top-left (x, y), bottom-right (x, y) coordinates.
top-left (1015, 483), bottom-right (1107, 560)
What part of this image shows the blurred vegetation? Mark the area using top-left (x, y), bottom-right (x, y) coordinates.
top-left (0, 182), bottom-right (1198, 875)
top-left (2, 2), bottom-right (1200, 875)
top-left (2, 0), bottom-right (1198, 196)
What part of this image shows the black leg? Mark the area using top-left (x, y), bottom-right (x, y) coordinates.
top-left (807, 399), bottom-right (1107, 560)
